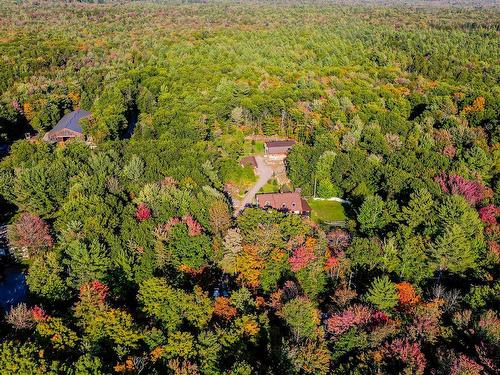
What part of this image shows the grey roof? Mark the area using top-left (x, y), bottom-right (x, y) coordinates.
top-left (51, 109), bottom-right (91, 134)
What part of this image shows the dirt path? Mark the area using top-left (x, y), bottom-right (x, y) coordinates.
top-left (235, 155), bottom-right (273, 215)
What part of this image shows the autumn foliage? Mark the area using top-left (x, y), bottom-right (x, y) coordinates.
top-left (79, 280), bottom-right (109, 305)
top-left (135, 203), bottom-right (152, 221)
top-left (8, 213), bottom-right (53, 258)
top-left (326, 304), bottom-right (372, 336)
top-left (435, 173), bottom-right (490, 205)
top-left (213, 297), bottom-right (237, 320)
top-left (478, 204), bottom-right (498, 225)
top-left (31, 305), bottom-right (48, 322)
top-left (395, 282), bottom-right (420, 306)
top-left (289, 237), bottom-right (317, 272)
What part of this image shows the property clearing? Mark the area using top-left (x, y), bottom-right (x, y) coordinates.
top-left (307, 199), bottom-right (347, 224)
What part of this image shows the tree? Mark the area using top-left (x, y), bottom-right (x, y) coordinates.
top-left (158, 222), bottom-right (212, 270)
top-left (135, 203), bottom-right (151, 222)
top-left (214, 297), bottom-right (237, 320)
top-left (286, 339), bottom-right (330, 375)
top-left (208, 199), bottom-right (232, 236)
top-left (138, 277), bottom-right (184, 332)
top-left (0, 341), bottom-right (59, 375)
top-left (384, 339), bottom-right (426, 375)
top-left (357, 195), bottom-right (389, 235)
top-left (395, 282), bottom-right (420, 306)
top-left (75, 280), bottom-right (140, 356)
top-left (281, 297), bottom-right (320, 341)
top-left (220, 228), bottom-right (243, 274)
top-left (366, 276), bottom-right (398, 311)
top-left (5, 303), bottom-right (35, 330)
top-left (123, 155), bottom-right (144, 181)
top-left (64, 240), bottom-right (111, 289)
top-left (35, 317), bottom-right (79, 351)
top-left (435, 174), bottom-right (490, 206)
top-left (8, 213), bottom-right (53, 259)
top-left (27, 251), bottom-right (69, 302)
top-left (13, 164), bottom-right (65, 218)
top-left (433, 224), bottom-right (478, 274)
top-left (315, 151), bottom-right (339, 198)
top-left (72, 355), bottom-right (105, 375)
top-left (326, 304), bottom-right (372, 336)
top-left (400, 189), bottom-right (435, 232)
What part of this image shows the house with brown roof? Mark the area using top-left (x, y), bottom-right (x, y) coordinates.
top-left (264, 140), bottom-right (295, 160)
top-left (240, 155), bottom-right (258, 169)
top-left (43, 109), bottom-right (90, 143)
top-left (256, 191), bottom-right (311, 215)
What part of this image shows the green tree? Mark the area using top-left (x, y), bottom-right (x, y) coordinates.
top-left (27, 251), bottom-right (69, 301)
top-left (64, 240), bottom-right (111, 289)
top-left (0, 341), bottom-right (59, 375)
top-left (366, 276), bottom-right (398, 311)
top-left (357, 195), bottom-right (389, 235)
top-left (281, 297), bottom-right (320, 340)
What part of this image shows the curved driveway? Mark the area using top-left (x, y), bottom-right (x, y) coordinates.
top-left (235, 155), bottom-right (273, 215)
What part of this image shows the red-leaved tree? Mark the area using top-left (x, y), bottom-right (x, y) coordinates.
top-left (31, 305), bottom-right (48, 322)
top-left (326, 304), bottom-right (372, 336)
top-left (182, 215), bottom-right (203, 237)
top-left (450, 355), bottom-right (483, 375)
top-left (435, 173), bottom-right (490, 205)
top-left (478, 204), bottom-right (498, 225)
top-left (79, 280), bottom-right (109, 305)
top-left (8, 213), bottom-right (53, 259)
top-left (135, 203), bottom-right (151, 221)
top-left (385, 338), bottom-right (426, 375)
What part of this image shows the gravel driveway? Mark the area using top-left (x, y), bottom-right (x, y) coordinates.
top-left (235, 155), bottom-right (274, 215)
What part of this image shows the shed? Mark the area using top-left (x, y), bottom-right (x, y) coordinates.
top-left (240, 156), bottom-right (258, 169)
top-left (264, 140), bottom-right (295, 160)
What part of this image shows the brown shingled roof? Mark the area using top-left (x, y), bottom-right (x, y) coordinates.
top-left (240, 156), bottom-right (257, 168)
top-left (265, 140), bottom-right (295, 148)
top-left (256, 192), bottom-right (310, 213)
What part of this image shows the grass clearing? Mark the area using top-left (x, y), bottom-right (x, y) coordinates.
top-left (259, 178), bottom-right (280, 193)
top-left (243, 140), bottom-right (265, 156)
top-left (307, 199), bottom-right (347, 223)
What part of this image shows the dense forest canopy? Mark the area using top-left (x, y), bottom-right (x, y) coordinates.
top-left (0, 1), bottom-right (498, 374)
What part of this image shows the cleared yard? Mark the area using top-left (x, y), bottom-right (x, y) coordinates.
top-left (259, 178), bottom-right (280, 193)
top-left (307, 199), bottom-right (347, 223)
top-left (243, 140), bottom-right (265, 156)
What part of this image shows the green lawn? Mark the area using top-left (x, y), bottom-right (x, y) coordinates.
top-left (243, 140), bottom-right (265, 156)
top-left (259, 178), bottom-right (280, 193)
top-left (307, 199), bottom-right (347, 223)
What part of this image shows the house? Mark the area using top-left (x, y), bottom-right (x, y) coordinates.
top-left (240, 156), bottom-right (258, 169)
top-left (43, 109), bottom-right (90, 143)
top-left (256, 191), bottom-right (311, 215)
top-left (264, 140), bottom-right (295, 160)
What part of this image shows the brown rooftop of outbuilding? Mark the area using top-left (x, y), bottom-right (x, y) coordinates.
top-left (240, 156), bottom-right (258, 168)
top-left (265, 140), bottom-right (296, 148)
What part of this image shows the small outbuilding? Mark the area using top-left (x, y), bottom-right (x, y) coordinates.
top-left (43, 109), bottom-right (90, 143)
top-left (256, 191), bottom-right (311, 215)
top-left (240, 156), bottom-right (258, 169)
top-left (264, 140), bottom-right (295, 160)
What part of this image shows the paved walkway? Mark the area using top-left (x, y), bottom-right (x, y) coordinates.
top-left (235, 155), bottom-right (273, 215)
